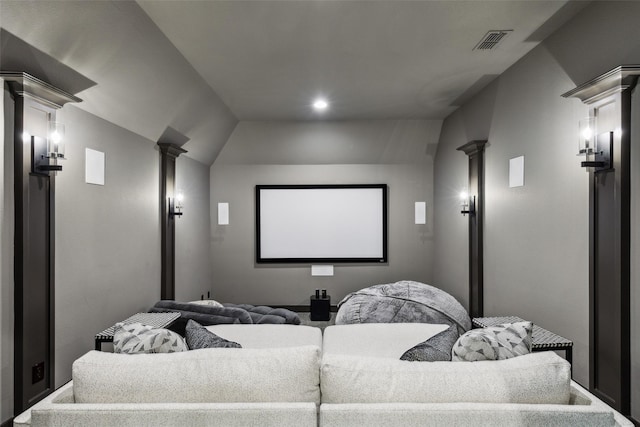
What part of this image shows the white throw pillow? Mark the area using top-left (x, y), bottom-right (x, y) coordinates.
top-left (113, 322), bottom-right (188, 354)
top-left (189, 299), bottom-right (224, 308)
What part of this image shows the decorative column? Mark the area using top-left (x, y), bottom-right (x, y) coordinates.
top-left (562, 66), bottom-right (639, 415)
top-left (158, 143), bottom-right (186, 300)
top-left (2, 72), bottom-right (80, 414)
top-left (457, 140), bottom-right (487, 318)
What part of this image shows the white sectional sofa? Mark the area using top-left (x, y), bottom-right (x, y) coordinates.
top-left (14, 323), bottom-right (632, 426)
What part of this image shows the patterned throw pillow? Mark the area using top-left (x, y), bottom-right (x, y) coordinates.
top-left (113, 322), bottom-right (188, 354)
top-left (185, 319), bottom-right (242, 350)
top-left (451, 321), bottom-right (533, 362)
top-left (400, 325), bottom-right (459, 362)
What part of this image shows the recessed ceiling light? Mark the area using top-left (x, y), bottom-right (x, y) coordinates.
top-left (312, 98), bottom-right (328, 112)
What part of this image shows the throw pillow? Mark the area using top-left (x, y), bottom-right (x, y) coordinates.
top-left (400, 324), bottom-right (459, 362)
top-left (185, 319), bottom-right (242, 350)
top-left (189, 299), bottom-right (224, 308)
top-left (113, 322), bottom-right (188, 354)
top-left (451, 321), bottom-right (533, 362)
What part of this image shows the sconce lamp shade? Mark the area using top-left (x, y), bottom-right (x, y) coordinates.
top-left (47, 121), bottom-right (65, 159)
top-left (459, 191), bottom-right (475, 216)
top-left (578, 117), bottom-right (595, 155)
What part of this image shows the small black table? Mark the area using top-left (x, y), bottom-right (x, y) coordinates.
top-left (310, 294), bottom-right (331, 321)
top-left (94, 312), bottom-right (180, 351)
top-left (472, 316), bottom-right (573, 365)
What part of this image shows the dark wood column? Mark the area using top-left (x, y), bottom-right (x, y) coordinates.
top-left (562, 66), bottom-right (638, 415)
top-left (457, 140), bottom-right (487, 318)
top-left (158, 143), bottom-right (186, 300)
top-left (2, 72), bottom-right (80, 414)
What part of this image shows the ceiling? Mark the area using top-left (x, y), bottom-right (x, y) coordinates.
top-left (139, 0), bottom-right (587, 121)
top-left (0, 1), bottom-right (589, 164)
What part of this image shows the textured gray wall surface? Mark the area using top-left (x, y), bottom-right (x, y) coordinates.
top-left (210, 120), bottom-right (440, 305)
top-left (433, 1), bottom-right (640, 399)
top-left (175, 156), bottom-right (213, 302)
top-left (54, 106), bottom-right (162, 387)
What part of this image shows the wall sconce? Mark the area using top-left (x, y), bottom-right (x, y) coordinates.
top-left (32, 121), bottom-right (66, 174)
top-left (460, 191), bottom-right (475, 216)
top-left (577, 117), bottom-right (612, 171)
top-left (169, 192), bottom-right (184, 218)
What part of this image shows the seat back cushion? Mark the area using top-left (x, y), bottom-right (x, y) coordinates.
top-left (73, 346), bottom-right (320, 404)
top-left (322, 323), bottom-right (449, 359)
top-left (321, 351), bottom-right (570, 405)
top-left (207, 324), bottom-right (322, 349)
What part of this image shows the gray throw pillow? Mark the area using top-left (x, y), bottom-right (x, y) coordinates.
top-left (185, 319), bottom-right (242, 350)
top-left (400, 325), bottom-right (459, 362)
top-left (451, 321), bottom-right (533, 362)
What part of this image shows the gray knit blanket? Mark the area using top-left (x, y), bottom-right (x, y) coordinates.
top-left (150, 300), bottom-right (301, 336)
top-left (336, 280), bottom-right (471, 334)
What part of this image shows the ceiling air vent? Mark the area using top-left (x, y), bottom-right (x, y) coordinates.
top-left (473, 30), bottom-right (512, 51)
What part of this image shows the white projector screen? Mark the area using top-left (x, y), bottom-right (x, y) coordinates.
top-left (256, 184), bottom-right (387, 263)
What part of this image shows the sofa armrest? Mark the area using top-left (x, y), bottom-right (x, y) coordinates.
top-left (13, 381), bottom-right (74, 426)
top-left (319, 402), bottom-right (620, 427)
top-left (29, 402), bottom-right (317, 427)
top-left (569, 381), bottom-right (634, 427)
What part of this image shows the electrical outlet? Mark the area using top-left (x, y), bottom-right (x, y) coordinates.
top-left (32, 362), bottom-right (44, 384)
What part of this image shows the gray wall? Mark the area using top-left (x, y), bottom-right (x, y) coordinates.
top-left (54, 106), bottom-right (161, 386)
top-left (0, 102), bottom-right (214, 423)
top-left (176, 156), bottom-right (213, 302)
top-left (433, 1), bottom-right (640, 413)
top-left (210, 120), bottom-right (441, 305)
top-left (51, 107), bottom-right (213, 390)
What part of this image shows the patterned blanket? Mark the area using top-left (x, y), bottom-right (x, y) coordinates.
top-left (336, 280), bottom-right (471, 334)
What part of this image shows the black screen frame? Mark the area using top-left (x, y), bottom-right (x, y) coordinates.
top-left (255, 184), bottom-right (388, 264)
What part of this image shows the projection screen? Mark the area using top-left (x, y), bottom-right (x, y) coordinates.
top-left (256, 184), bottom-right (388, 263)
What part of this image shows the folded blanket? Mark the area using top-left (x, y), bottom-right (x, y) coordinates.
top-left (336, 280), bottom-right (471, 334)
top-left (224, 303), bottom-right (301, 325)
top-left (150, 300), bottom-right (301, 335)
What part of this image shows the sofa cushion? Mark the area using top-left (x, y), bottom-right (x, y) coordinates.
top-left (400, 324), bottom-right (458, 362)
top-left (113, 322), bottom-right (188, 354)
top-left (452, 321), bottom-right (532, 361)
top-left (185, 320), bottom-right (242, 349)
top-left (206, 324), bottom-right (322, 349)
top-left (323, 323), bottom-right (449, 359)
top-left (320, 351), bottom-right (570, 405)
top-left (73, 346), bottom-right (321, 404)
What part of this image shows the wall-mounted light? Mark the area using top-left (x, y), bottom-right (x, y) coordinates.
top-left (577, 117), bottom-right (612, 171)
top-left (460, 191), bottom-right (475, 216)
top-left (169, 191), bottom-right (184, 218)
top-left (32, 121), bottom-right (66, 174)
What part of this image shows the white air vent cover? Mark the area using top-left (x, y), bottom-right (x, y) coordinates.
top-left (474, 30), bottom-right (512, 50)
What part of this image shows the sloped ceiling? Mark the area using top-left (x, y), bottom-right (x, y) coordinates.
top-left (1, 0), bottom-right (588, 164)
top-left (138, 0), bottom-right (587, 121)
top-left (0, 0), bottom-right (237, 165)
